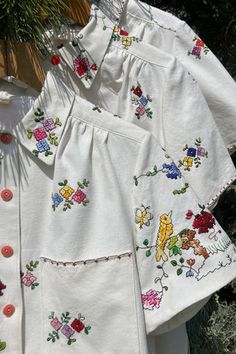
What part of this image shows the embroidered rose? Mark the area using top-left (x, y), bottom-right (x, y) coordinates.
top-left (141, 289), bottom-right (162, 310)
top-left (71, 319), bottom-right (85, 333)
top-left (21, 272), bottom-right (37, 287)
top-left (192, 210), bottom-right (216, 234)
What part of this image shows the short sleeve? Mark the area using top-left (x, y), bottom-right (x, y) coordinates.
top-left (175, 21), bottom-right (236, 152)
top-left (132, 133), bottom-right (236, 335)
top-left (162, 58), bottom-right (236, 209)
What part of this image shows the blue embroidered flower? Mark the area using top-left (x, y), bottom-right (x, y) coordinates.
top-left (36, 139), bottom-right (50, 153)
top-left (186, 269), bottom-right (194, 277)
top-left (139, 95), bottom-right (149, 106)
top-left (52, 193), bottom-right (63, 207)
top-left (187, 148), bottom-right (197, 157)
top-left (162, 162), bottom-right (182, 179)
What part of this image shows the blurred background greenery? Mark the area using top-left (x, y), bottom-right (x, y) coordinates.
top-left (143, 1), bottom-right (236, 353)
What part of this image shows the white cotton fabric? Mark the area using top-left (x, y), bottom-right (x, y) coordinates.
top-left (0, 71), bottom-right (236, 353)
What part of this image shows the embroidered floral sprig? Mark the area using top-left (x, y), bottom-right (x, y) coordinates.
top-left (178, 137), bottom-right (208, 171)
top-left (112, 23), bottom-right (140, 49)
top-left (131, 83), bottom-right (153, 119)
top-left (21, 260), bottom-right (39, 290)
top-left (52, 179), bottom-right (90, 212)
top-left (47, 311), bottom-right (91, 346)
top-left (187, 37), bottom-right (209, 59)
top-left (26, 108), bottom-right (62, 158)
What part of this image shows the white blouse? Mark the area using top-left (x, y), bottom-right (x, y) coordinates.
top-left (0, 71), bottom-right (235, 354)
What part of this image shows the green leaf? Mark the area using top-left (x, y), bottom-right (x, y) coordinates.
top-left (0, 341), bottom-right (7, 350)
top-left (86, 326), bottom-right (91, 330)
top-left (85, 328), bottom-right (89, 335)
top-left (179, 257), bottom-right (185, 264)
top-left (146, 250), bottom-right (151, 257)
top-left (154, 277), bottom-right (160, 283)
top-left (177, 268), bottom-right (183, 276)
top-left (171, 260), bottom-right (177, 266)
top-left (143, 239), bottom-right (149, 246)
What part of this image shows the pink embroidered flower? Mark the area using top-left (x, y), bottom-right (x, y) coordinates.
top-left (33, 127), bottom-right (47, 141)
top-left (136, 104), bottom-right (146, 116)
top-left (187, 259), bottom-right (196, 267)
top-left (196, 40), bottom-right (205, 47)
top-left (71, 319), bottom-right (85, 333)
top-left (141, 289), bottom-right (162, 310)
top-left (192, 210), bottom-right (216, 234)
top-left (192, 46), bottom-right (202, 57)
top-left (72, 189), bottom-right (86, 204)
top-left (90, 63), bottom-right (97, 71)
top-left (50, 317), bottom-right (63, 331)
top-left (21, 272), bottom-right (37, 287)
top-left (197, 147), bottom-right (205, 157)
top-left (61, 324), bottom-right (75, 338)
top-left (185, 210), bottom-right (193, 220)
top-left (43, 118), bottom-right (56, 132)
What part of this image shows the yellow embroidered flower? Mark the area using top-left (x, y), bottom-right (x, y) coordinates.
top-left (122, 36), bottom-right (133, 47)
top-left (113, 24), bottom-right (119, 33)
top-left (183, 157), bottom-right (193, 167)
top-left (59, 185), bottom-right (75, 200)
top-left (135, 205), bottom-right (153, 229)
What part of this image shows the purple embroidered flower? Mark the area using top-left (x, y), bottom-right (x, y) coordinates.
top-left (197, 147), bottom-right (206, 157)
top-left (33, 127), bottom-right (47, 141)
top-left (61, 324), bottom-right (75, 338)
top-left (141, 289), bottom-right (162, 310)
top-left (52, 193), bottom-right (64, 207)
top-left (192, 46), bottom-right (202, 57)
top-left (43, 118), bottom-right (56, 132)
top-left (21, 272), bottom-right (36, 287)
top-left (186, 269), bottom-right (194, 277)
top-left (187, 148), bottom-right (197, 157)
top-left (36, 139), bottom-right (50, 153)
top-left (139, 95), bottom-right (149, 106)
top-left (162, 162), bottom-right (182, 179)
top-left (136, 104), bottom-right (146, 116)
top-left (72, 189), bottom-right (86, 204)
top-left (51, 317), bottom-right (63, 331)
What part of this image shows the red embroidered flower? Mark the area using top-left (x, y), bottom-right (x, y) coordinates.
top-left (187, 259), bottom-right (195, 267)
top-left (196, 40), bottom-right (205, 47)
top-left (120, 29), bottom-right (129, 36)
top-left (71, 319), bottom-right (85, 333)
top-left (76, 66), bottom-right (86, 77)
top-left (192, 210), bottom-right (216, 234)
top-left (133, 86), bottom-right (143, 97)
top-left (185, 210), bottom-right (193, 219)
top-left (91, 63), bottom-right (97, 71)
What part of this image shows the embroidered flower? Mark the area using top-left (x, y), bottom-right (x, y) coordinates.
top-left (112, 24), bottom-right (139, 49)
top-left (21, 272), bottom-right (37, 287)
top-left (192, 210), bottom-right (216, 234)
top-left (52, 193), bottom-right (63, 207)
top-left (36, 139), bottom-right (50, 153)
top-left (59, 185), bottom-right (75, 200)
top-left (71, 319), bottom-right (85, 333)
top-left (72, 189), bottom-right (87, 204)
top-left (187, 259), bottom-right (196, 267)
top-left (50, 317), bottom-right (63, 331)
top-left (141, 289), bottom-right (162, 310)
top-left (162, 162), bottom-right (182, 179)
top-left (188, 37), bottom-right (209, 59)
top-left (33, 127), bottom-right (47, 141)
top-left (131, 83), bottom-right (153, 119)
top-left (43, 118), bottom-right (56, 131)
top-left (21, 260), bottom-right (39, 290)
top-left (179, 138), bottom-right (208, 171)
top-left (73, 52), bottom-right (97, 80)
top-left (192, 46), bottom-right (202, 57)
top-left (196, 40), bottom-right (205, 47)
top-left (135, 205), bottom-right (153, 229)
top-left (197, 147), bottom-right (206, 157)
top-left (186, 210), bottom-right (194, 219)
top-left (186, 269), bottom-right (194, 277)
top-left (0, 280), bottom-right (6, 296)
top-left (61, 324), bottom-right (75, 338)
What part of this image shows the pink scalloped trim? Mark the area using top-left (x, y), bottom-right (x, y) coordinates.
top-left (206, 175), bottom-right (236, 209)
top-left (40, 252), bottom-right (132, 266)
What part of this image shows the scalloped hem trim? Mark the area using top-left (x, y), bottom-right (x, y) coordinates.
top-left (206, 175), bottom-right (236, 209)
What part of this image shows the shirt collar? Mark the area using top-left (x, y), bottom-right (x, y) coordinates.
top-left (58, 4), bottom-right (124, 89)
top-left (14, 70), bottom-right (75, 166)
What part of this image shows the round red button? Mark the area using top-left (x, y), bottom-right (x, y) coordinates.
top-left (0, 133), bottom-right (13, 145)
top-left (51, 54), bottom-right (61, 65)
top-left (1, 245), bottom-right (14, 258)
top-left (1, 189), bottom-right (13, 201)
top-left (2, 304), bottom-right (15, 317)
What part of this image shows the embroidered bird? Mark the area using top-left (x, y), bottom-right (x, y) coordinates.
top-left (156, 211), bottom-right (173, 262)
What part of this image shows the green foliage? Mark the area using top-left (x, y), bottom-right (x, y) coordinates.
top-left (0, 0), bottom-right (69, 54)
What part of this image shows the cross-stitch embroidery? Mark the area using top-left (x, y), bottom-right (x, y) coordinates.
top-left (135, 205), bottom-right (154, 229)
top-left (52, 179), bottom-right (90, 212)
top-left (0, 340), bottom-right (6, 351)
top-left (136, 207), bottom-right (236, 311)
top-left (21, 260), bottom-right (39, 290)
top-left (0, 280), bottom-right (6, 296)
top-left (178, 137), bottom-right (208, 171)
top-left (26, 108), bottom-right (62, 157)
top-left (188, 37), bottom-right (209, 59)
top-left (47, 311), bottom-right (91, 346)
top-left (112, 24), bottom-right (140, 49)
top-left (131, 83), bottom-right (153, 119)
top-left (73, 50), bottom-right (97, 81)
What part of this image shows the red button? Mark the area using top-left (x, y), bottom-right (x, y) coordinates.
top-left (1, 245), bottom-right (14, 258)
top-left (0, 133), bottom-right (13, 144)
top-left (51, 55), bottom-right (61, 65)
top-left (1, 189), bottom-right (13, 201)
top-left (2, 304), bottom-right (15, 317)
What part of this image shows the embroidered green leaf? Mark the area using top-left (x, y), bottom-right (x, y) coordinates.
top-left (154, 277), bottom-right (161, 283)
top-left (133, 176), bottom-right (138, 186)
top-left (0, 341), bottom-right (7, 351)
top-left (68, 338), bottom-right (76, 345)
top-left (143, 239), bottom-right (149, 246)
top-left (84, 326), bottom-right (91, 335)
top-left (179, 258), bottom-right (185, 264)
top-left (26, 129), bottom-right (33, 139)
top-left (64, 180), bottom-right (68, 185)
top-left (26, 264), bottom-right (33, 271)
top-left (156, 265), bottom-right (163, 269)
top-left (55, 117), bottom-right (62, 126)
top-left (177, 268), bottom-right (183, 276)
top-left (163, 286), bottom-right (168, 291)
top-left (146, 250), bottom-right (151, 257)
top-left (171, 260), bottom-right (177, 267)
top-left (33, 149), bottom-right (39, 157)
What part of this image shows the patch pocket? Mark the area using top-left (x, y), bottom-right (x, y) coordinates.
top-left (40, 252), bottom-right (140, 354)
